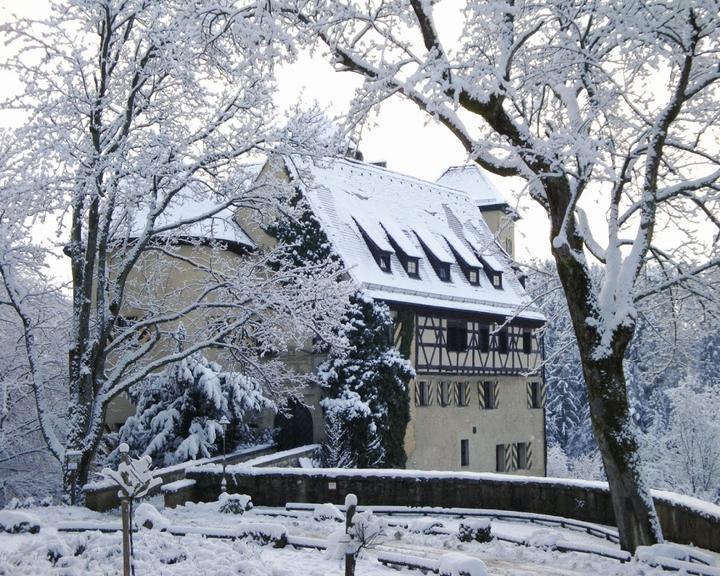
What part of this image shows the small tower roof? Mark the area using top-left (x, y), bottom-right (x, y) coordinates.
top-left (436, 165), bottom-right (511, 210)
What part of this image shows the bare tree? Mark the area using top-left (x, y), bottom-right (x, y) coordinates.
top-left (0, 0), bottom-right (349, 500)
top-left (285, 0), bottom-right (720, 551)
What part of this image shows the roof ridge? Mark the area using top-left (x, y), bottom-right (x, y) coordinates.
top-left (289, 153), bottom-right (480, 204)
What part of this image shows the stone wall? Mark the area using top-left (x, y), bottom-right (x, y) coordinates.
top-left (83, 444), bottom-right (277, 512)
top-left (184, 467), bottom-right (720, 553)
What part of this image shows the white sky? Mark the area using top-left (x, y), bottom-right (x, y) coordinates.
top-left (0, 0), bottom-right (553, 283)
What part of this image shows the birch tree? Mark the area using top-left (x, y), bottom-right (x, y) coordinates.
top-left (286, 0), bottom-right (720, 551)
top-left (0, 0), bottom-right (349, 500)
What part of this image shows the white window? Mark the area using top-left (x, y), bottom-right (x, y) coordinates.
top-left (406, 259), bottom-right (418, 276)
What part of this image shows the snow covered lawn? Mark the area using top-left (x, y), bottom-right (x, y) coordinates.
top-left (1, 499), bottom-right (717, 575)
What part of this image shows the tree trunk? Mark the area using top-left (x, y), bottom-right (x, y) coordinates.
top-left (582, 349), bottom-right (663, 551)
top-left (554, 246), bottom-right (663, 552)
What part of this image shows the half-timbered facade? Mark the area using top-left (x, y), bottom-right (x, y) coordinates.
top-left (251, 154), bottom-right (547, 476)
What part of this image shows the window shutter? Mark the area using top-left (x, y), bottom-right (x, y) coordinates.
top-left (527, 439), bottom-right (534, 470)
top-left (504, 444), bottom-right (513, 472)
top-left (427, 382), bottom-right (435, 406)
top-left (477, 382), bottom-right (486, 409)
top-left (526, 381), bottom-right (533, 409)
top-left (451, 382), bottom-right (459, 405)
top-left (493, 381), bottom-right (500, 409)
top-left (511, 443), bottom-right (518, 471)
top-left (436, 382), bottom-right (443, 405)
top-left (463, 382), bottom-right (471, 406)
top-left (541, 382), bottom-right (547, 408)
top-left (414, 382), bottom-right (420, 407)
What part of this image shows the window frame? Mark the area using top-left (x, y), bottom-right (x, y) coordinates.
top-left (482, 381), bottom-right (496, 410)
top-left (497, 329), bottom-right (509, 354)
top-left (461, 439), bottom-right (470, 467)
top-left (417, 381), bottom-right (430, 406)
top-left (522, 330), bottom-right (532, 354)
top-left (446, 319), bottom-right (468, 352)
top-left (496, 444), bottom-right (506, 472)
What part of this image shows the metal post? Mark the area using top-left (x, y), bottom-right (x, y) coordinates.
top-left (121, 497), bottom-right (131, 576)
top-left (66, 450), bottom-right (81, 506)
top-left (344, 494), bottom-right (357, 576)
top-left (219, 416), bottom-right (230, 493)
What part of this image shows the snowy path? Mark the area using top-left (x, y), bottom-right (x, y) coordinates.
top-left (1, 502), bottom-right (717, 575)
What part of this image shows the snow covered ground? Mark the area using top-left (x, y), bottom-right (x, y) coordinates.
top-left (1, 499), bottom-right (718, 575)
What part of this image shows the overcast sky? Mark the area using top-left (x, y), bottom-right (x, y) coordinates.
top-left (0, 0), bottom-right (552, 278)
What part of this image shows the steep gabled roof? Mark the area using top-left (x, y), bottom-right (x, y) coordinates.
top-left (283, 155), bottom-right (543, 322)
top-left (436, 165), bottom-right (511, 210)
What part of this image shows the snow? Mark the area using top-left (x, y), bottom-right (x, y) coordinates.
top-left (0, 510), bottom-right (41, 534)
top-left (283, 155), bottom-right (543, 321)
top-left (134, 503), bottom-right (170, 531)
top-left (1, 502), bottom-right (717, 575)
top-left (436, 165), bottom-right (510, 209)
top-left (408, 517), bottom-right (445, 534)
top-left (438, 552), bottom-right (488, 576)
top-left (312, 503), bottom-right (344, 522)
top-left (161, 479), bottom-right (197, 494)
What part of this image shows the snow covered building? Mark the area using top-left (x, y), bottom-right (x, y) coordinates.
top-left (247, 155), bottom-right (547, 476)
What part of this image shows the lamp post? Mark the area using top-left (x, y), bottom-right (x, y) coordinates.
top-left (219, 415), bottom-right (230, 493)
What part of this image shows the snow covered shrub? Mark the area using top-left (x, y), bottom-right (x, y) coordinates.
top-left (312, 502), bottom-right (344, 522)
top-left (218, 493), bottom-right (253, 515)
top-left (113, 353), bottom-right (272, 467)
top-left (0, 510), bottom-right (41, 534)
top-left (438, 553), bottom-right (488, 576)
top-left (408, 517), bottom-right (445, 535)
top-left (458, 519), bottom-right (492, 543)
top-left (134, 503), bottom-right (170, 531)
top-left (320, 293), bottom-right (415, 468)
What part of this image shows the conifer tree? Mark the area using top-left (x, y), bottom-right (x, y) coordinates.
top-left (319, 293), bottom-right (414, 468)
top-left (115, 353), bottom-right (270, 467)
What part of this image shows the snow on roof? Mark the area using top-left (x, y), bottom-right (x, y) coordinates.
top-left (127, 165), bottom-right (262, 248)
top-left (437, 165), bottom-right (510, 208)
top-left (283, 155), bottom-right (543, 322)
top-left (380, 218), bottom-right (423, 258)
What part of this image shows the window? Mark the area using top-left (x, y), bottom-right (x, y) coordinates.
top-left (516, 442), bottom-right (529, 470)
top-left (497, 330), bottom-right (509, 354)
top-left (446, 320), bottom-right (468, 352)
top-left (461, 439), bottom-right (470, 467)
top-left (519, 274), bottom-right (527, 288)
top-left (522, 330), bottom-right (532, 354)
top-left (438, 263), bottom-right (450, 281)
top-left (505, 238), bottom-right (513, 255)
top-left (478, 326), bottom-right (490, 353)
top-left (406, 258), bottom-right (419, 277)
top-left (439, 381), bottom-right (451, 406)
top-left (481, 381), bottom-right (496, 409)
top-left (378, 253), bottom-right (391, 271)
top-left (468, 268), bottom-right (479, 285)
top-left (417, 381), bottom-right (430, 406)
top-left (496, 444), bottom-right (506, 472)
top-left (529, 381), bottom-right (542, 409)
top-left (456, 382), bottom-right (468, 406)
top-left (491, 272), bottom-right (503, 289)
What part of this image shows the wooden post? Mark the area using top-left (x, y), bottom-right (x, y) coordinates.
top-left (344, 493), bottom-right (357, 576)
top-left (121, 497), bottom-right (131, 576)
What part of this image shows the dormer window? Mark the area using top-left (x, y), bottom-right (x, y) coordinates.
top-left (490, 271), bottom-right (503, 289)
top-left (381, 221), bottom-right (422, 279)
top-left (467, 268), bottom-right (480, 285)
top-left (354, 217), bottom-right (395, 274)
top-left (444, 235), bottom-right (482, 286)
top-left (406, 258), bottom-right (419, 277)
top-left (414, 229), bottom-right (454, 283)
top-left (437, 264), bottom-right (450, 282)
